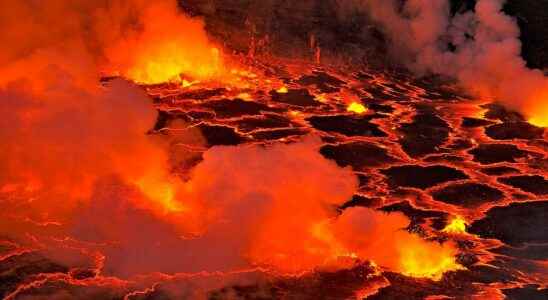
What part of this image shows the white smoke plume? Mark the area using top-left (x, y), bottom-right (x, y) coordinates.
top-left (347, 0), bottom-right (548, 126)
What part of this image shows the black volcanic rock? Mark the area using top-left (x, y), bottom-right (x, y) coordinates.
top-left (461, 117), bottom-right (495, 128)
top-left (482, 103), bottom-right (525, 122)
top-left (307, 115), bottom-right (387, 137)
top-left (340, 194), bottom-right (379, 209)
top-left (176, 87), bottom-right (227, 100)
top-left (431, 183), bottom-right (504, 207)
top-left (481, 166), bottom-right (520, 176)
top-left (447, 138), bottom-right (474, 150)
top-left (485, 122), bottom-right (545, 140)
top-left (250, 128), bottom-right (306, 140)
top-left (469, 201), bottom-right (548, 246)
top-left (503, 285), bottom-right (548, 300)
top-left (364, 84), bottom-right (396, 101)
top-left (153, 110), bottom-right (193, 130)
top-left (320, 142), bottom-right (397, 169)
top-left (203, 99), bottom-right (275, 118)
top-left (296, 71), bottom-right (346, 93)
top-left (368, 264), bottom-right (516, 300)
top-left (234, 114), bottom-right (293, 132)
top-left (380, 201), bottom-right (448, 225)
top-left (210, 263), bottom-right (381, 300)
top-left (399, 111), bottom-right (451, 158)
top-left (469, 144), bottom-right (530, 164)
top-left (498, 175), bottom-right (548, 195)
top-left (423, 154), bottom-right (465, 163)
top-left (0, 253), bottom-right (68, 299)
top-left (367, 103), bottom-right (395, 113)
top-left (270, 88), bottom-right (319, 106)
top-left (381, 165), bottom-right (468, 189)
top-left (198, 124), bottom-right (245, 146)
top-left (493, 244), bottom-right (548, 260)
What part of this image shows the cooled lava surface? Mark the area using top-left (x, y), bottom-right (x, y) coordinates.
top-left (1, 57), bottom-right (547, 299)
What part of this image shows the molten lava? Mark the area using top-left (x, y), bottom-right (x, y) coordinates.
top-left (398, 237), bottom-right (463, 280)
top-left (1, 0), bottom-right (545, 298)
top-left (107, 0), bottom-right (225, 84)
top-left (443, 216), bottom-right (468, 235)
top-left (333, 208), bottom-right (462, 281)
top-left (347, 102), bottom-right (368, 114)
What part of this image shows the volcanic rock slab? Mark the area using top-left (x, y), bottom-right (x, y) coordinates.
top-left (308, 115), bottom-right (387, 137)
top-left (431, 183), bottom-right (505, 208)
top-left (469, 201), bottom-right (548, 246)
top-left (399, 110), bottom-right (451, 158)
top-left (485, 122), bottom-right (545, 140)
top-left (469, 144), bottom-right (531, 164)
top-left (498, 175), bottom-right (548, 195)
top-left (381, 165), bottom-right (468, 189)
top-left (320, 142), bottom-right (397, 169)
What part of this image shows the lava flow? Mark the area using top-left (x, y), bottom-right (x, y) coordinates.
top-left (1, 0), bottom-right (547, 300)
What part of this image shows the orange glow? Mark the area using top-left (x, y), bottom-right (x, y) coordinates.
top-left (333, 208), bottom-right (462, 280)
top-left (347, 102), bottom-right (367, 114)
top-left (442, 216), bottom-right (468, 235)
top-left (107, 1), bottom-right (225, 84)
top-left (528, 104), bottom-right (548, 127)
top-left (315, 93), bottom-right (328, 103)
top-left (528, 117), bottom-right (547, 127)
top-left (276, 86), bottom-right (289, 93)
top-left (523, 91), bottom-right (548, 127)
top-left (236, 92), bottom-right (253, 101)
top-left (398, 237), bottom-right (463, 280)
top-left (135, 177), bottom-right (185, 214)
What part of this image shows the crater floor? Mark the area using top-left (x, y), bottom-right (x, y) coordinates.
top-left (1, 58), bottom-right (547, 299)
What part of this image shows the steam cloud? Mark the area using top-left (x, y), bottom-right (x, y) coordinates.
top-left (1, 1), bottom-right (461, 298)
top-left (71, 138), bottom-right (459, 281)
top-left (347, 0), bottom-right (548, 125)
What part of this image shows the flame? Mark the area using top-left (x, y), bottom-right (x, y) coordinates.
top-left (399, 239), bottom-right (463, 280)
top-left (347, 102), bottom-right (367, 114)
top-left (107, 1), bottom-right (225, 84)
top-left (442, 216), bottom-right (468, 235)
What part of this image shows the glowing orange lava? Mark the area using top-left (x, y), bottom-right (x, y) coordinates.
top-left (398, 238), bottom-right (463, 280)
top-left (347, 102), bottom-right (367, 114)
top-left (442, 216), bottom-right (468, 235)
top-left (276, 86), bottom-right (289, 93)
top-left (107, 0), bottom-right (226, 84)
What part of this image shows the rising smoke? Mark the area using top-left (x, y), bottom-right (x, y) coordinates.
top-left (344, 0), bottom-right (548, 126)
top-left (0, 1), bottom-right (462, 298)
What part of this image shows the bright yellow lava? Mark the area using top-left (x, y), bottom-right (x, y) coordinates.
top-left (136, 179), bottom-right (185, 214)
top-left (236, 93), bottom-right (252, 101)
top-left (399, 241), bottom-right (464, 281)
top-left (127, 47), bottom-right (222, 84)
top-left (528, 117), bottom-right (548, 128)
top-left (347, 102), bottom-right (367, 114)
top-left (401, 253), bottom-right (462, 281)
top-left (442, 216), bottom-right (467, 235)
top-left (276, 86), bottom-right (289, 94)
